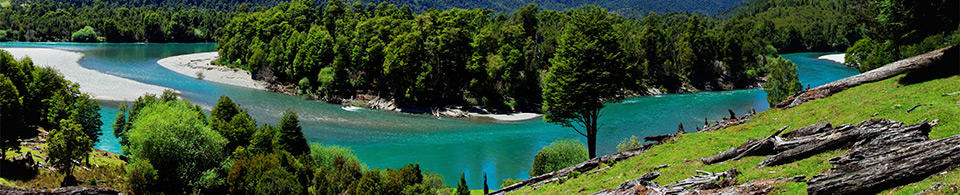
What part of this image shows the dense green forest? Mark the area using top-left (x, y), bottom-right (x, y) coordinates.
top-left (0, 0), bottom-right (749, 43)
top-left (215, 0), bottom-right (865, 112)
top-left (0, 1), bottom-right (234, 42)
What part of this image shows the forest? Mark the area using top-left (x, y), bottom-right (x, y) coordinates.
top-left (214, 0), bottom-right (870, 112)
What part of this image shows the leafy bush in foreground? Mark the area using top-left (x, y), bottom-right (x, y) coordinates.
top-left (529, 139), bottom-right (589, 176)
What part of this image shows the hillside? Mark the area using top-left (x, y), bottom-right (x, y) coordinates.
top-left (503, 51), bottom-right (960, 194)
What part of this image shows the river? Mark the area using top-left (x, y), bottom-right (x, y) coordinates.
top-left (0, 42), bottom-right (859, 189)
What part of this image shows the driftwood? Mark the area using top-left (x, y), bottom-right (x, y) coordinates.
top-left (906, 104), bottom-right (932, 112)
top-left (0, 185), bottom-right (120, 195)
top-left (490, 145), bottom-right (652, 195)
top-left (591, 169), bottom-right (748, 195)
top-left (913, 183), bottom-right (958, 195)
top-left (644, 123), bottom-right (687, 143)
top-left (807, 135), bottom-right (960, 195)
top-left (700, 110), bottom-right (755, 132)
top-left (776, 44), bottom-right (959, 109)
top-left (702, 119), bottom-right (935, 167)
top-left (701, 126), bottom-right (787, 165)
top-left (699, 118), bottom-right (957, 194)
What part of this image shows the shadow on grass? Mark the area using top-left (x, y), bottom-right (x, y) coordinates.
top-left (899, 47), bottom-right (960, 85)
top-left (1, 158), bottom-right (38, 181)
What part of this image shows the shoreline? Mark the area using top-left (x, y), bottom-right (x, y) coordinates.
top-left (156, 52), bottom-right (268, 90)
top-left (2, 48), bottom-right (173, 102)
top-left (817, 53), bottom-right (845, 64)
top-left (158, 52), bottom-right (542, 122)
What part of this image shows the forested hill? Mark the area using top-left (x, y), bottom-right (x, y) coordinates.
top-left (354, 0), bottom-right (747, 17)
top-left (9, 0), bottom-right (747, 16)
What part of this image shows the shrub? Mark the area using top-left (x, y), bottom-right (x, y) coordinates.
top-left (125, 100), bottom-right (227, 192)
top-left (70, 26), bottom-right (99, 42)
top-left (126, 159), bottom-right (157, 194)
top-left (228, 152), bottom-right (302, 194)
top-left (501, 178), bottom-right (522, 188)
top-left (616, 135), bottom-right (644, 152)
top-left (529, 139), bottom-right (589, 176)
top-left (763, 56), bottom-right (802, 107)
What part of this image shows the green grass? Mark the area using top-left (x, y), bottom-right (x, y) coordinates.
top-left (512, 74), bottom-right (960, 195)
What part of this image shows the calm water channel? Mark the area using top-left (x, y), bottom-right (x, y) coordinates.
top-left (0, 42), bottom-right (859, 189)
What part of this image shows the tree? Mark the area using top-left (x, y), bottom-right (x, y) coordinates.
top-left (456, 172), bottom-right (469, 195)
top-left (542, 5), bottom-right (626, 158)
top-left (70, 26), bottom-right (99, 42)
top-left (277, 109), bottom-right (309, 156)
top-left (764, 57), bottom-right (802, 107)
top-left (46, 119), bottom-right (93, 185)
top-left (125, 100), bottom-right (227, 192)
top-left (210, 95), bottom-right (257, 152)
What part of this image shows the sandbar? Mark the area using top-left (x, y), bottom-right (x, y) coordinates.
top-left (2, 48), bottom-right (172, 102)
top-left (818, 53), bottom-right (845, 64)
top-left (156, 52), bottom-right (267, 90)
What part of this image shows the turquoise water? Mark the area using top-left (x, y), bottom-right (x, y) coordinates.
top-left (0, 42), bottom-right (858, 189)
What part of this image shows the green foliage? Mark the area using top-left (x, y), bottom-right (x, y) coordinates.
top-left (763, 56), bottom-right (802, 107)
top-left (0, 2), bottom-right (232, 42)
top-left (113, 90), bottom-right (178, 148)
top-left (46, 119), bottom-right (93, 176)
top-left (210, 95), bottom-right (257, 153)
top-left (278, 109), bottom-right (310, 156)
top-left (70, 26), bottom-right (99, 42)
top-left (529, 139), bottom-right (589, 176)
top-left (0, 30), bottom-right (8, 42)
top-left (501, 178), bottom-right (522, 188)
top-left (542, 5), bottom-right (625, 158)
top-left (126, 159), bottom-right (158, 194)
top-left (227, 151), bottom-right (303, 194)
top-left (616, 135), bottom-right (644, 152)
top-left (124, 100), bottom-right (227, 192)
top-left (0, 50), bottom-right (100, 154)
top-left (456, 172), bottom-right (469, 195)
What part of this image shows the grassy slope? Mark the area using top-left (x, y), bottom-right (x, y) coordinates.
top-left (1, 135), bottom-right (127, 191)
top-left (512, 73), bottom-right (960, 194)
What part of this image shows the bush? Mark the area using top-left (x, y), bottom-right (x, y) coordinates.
top-left (125, 100), bottom-right (227, 192)
top-left (529, 139), bottom-right (589, 176)
top-left (501, 178), bottom-right (522, 188)
top-left (70, 26), bottom-right (99, 42)
top-left (763, 57), bottom-right (802, 107)
top-left (616, 135), bottom-right (644, 152)
top-left (228, 152), bottom-right (303, 194)
top-left (126, 159), bottom-right (157, 194)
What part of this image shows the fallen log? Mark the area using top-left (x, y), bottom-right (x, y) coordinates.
top-left (760, 119), bottom-right (929, 167)
top-left (591, 169), bottom-right (745, 195)
top-left (701, 126), bottom-right (787, 165)
top-left (490, 145), bottom-right (652, 195)
top-left (807, 134), bottom-right (960, 195)
top-left (776, 44), bottom-right (959, 109)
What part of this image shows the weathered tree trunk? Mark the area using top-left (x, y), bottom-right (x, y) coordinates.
top-left (807, 135), bottom-right (960, 195)
top-left (490, 145), bottom-right (651, 195)
top-left (701, 126), bottom-right (786, 165)
top-left (776, 44), bottom-right (958, 109)
top-left (591, 169), bottom-right (744, 195)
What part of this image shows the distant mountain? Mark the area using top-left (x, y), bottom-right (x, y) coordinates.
top-left (15, 0), bottom-right (748, 16)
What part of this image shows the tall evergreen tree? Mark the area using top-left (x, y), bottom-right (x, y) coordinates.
top-left (542, 5), bottom-right (626, 158)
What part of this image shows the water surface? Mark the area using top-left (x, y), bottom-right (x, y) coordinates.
top-left (0, 42), bottom-right (858, 189)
